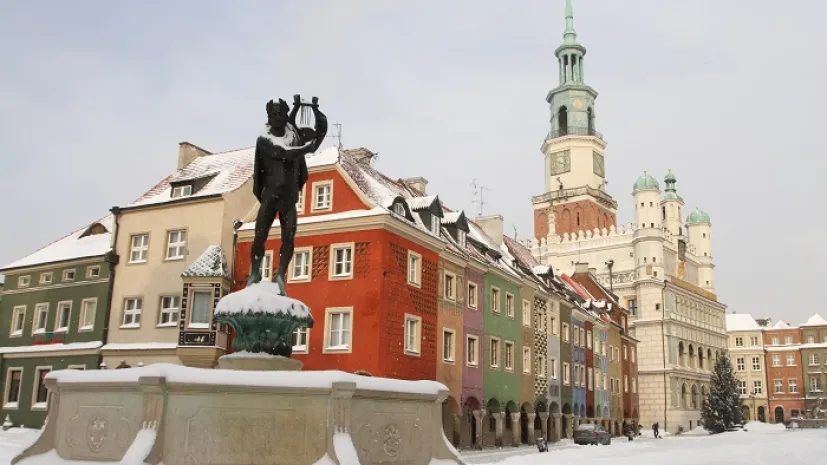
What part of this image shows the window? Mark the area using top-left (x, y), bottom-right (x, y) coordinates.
top-left (457, 229), bottom-right (467, 247)
top-left (587, 368), bottom-right (593, 390)
top-left (443, 272), bottom-right (456, 301)
top-left (505, 293), bottom-right (514, 318)
top-left (55, 301), bottom-right (71, 332)
top-left (122, 298), bottom-right (142, 327)
top-left (407, 251), bottom-right (421, 286)
top-left (404, 315), bottom-right (421, 355)
top-left (491, 288), bottom-right (501, 314)
top-left (522, 347), bottom-right (531, 374)
top-left (785, 336), bottom-right (793, 345)
top-left (296, 186), bottom-right (305, 214)
top-left (129, 234), bottom-right (149, 263)
top-left (562, 323), bottom-right (569, 343)
top-left (32, 367), bottom-right (51, 408)
top-left (442, 329), bottom-right (455, 362)
top-left (736, 357), bottom-right (745, 371)
top-left (430, 216), bottom-right (441, 235)
top-left (809, 354), bottom-right (819, 366)
top-left (602, 373), bottom-right (607, 390)
top-left (573, 327), bottom-right (580, 346)
top-left (537, 354), bottom-right (547, 378)
top-left (3, 369), bottom-right (22, 408)
top-left (734, 337), bottom-right (744, 347)
top-left (325, 308), bottom-right (352, 352)
top-left (752, 380), bottom-right (763, 395)
top-left (550, 316), bottom-right (558, 335)
top-left (789, 379), bottom-right (798, 393)
top-left (550, 357), bottom-right (557, 379)
top-left (17, 276), bottom-right (30, 288)
top-left (10, 307), bottom-right (26, 337)
top-left (631, 347), bottom-right (636, 363)
top-left (752, 357), bottom-right (761, 371)
top-left (490, 338), bottom-right (501, 368)
top-left (580, 328), bottom-right (586, 347)
top-left (563, 362), bottom-right (571, 385)
top-left (772, 355), bottom-right (781, 367)
top-left (261, 250), bottom-right (273, 281)
top-left (33, 303), bottom-right (48, 334)
top-left (807, 335), bottom-right (815, 344)
top-left (586, 331), bottom-right (592, 349)
top-left (504, 341), bottom-right (514, 371)
top-left (632, 378), bottom-right (637, 393)
top-left (86, 266), bottom-right (101, 278)
top-left (330, 244), bottom-right (354, 279)
top-left (39, 272), bottom-right (52, 285)
top-left (771, 337), bottom-right (779, 346)
top-left (292, 327), bottom-right (309, 353)
top-left (467, 283), bottom-right (478, 309)
top-left (737, 380), bottom-right (747, 395)
top-left (521, 300), bottom-right (531, 327)
top-left (312, 181), bottom-right (332, 211)
top-left (171, 184), bottom-right (192, 198)
top-left (787, 354), bottom-right (796, 366)
top-left (190, 290), bottom-right (211, 328)
top-left (62, 269), bottom-right (75, 282)
top-left (774, 379), bottom-right (784, 394)
top-left (79, 298), bottom-right (97, 331)
top-left (624, 375), bottom-right (629, 393)
top-left (750, 336), bottom-right (759, 346)
top-left (392, 202), bottom-right (405, 216)
top-left (467, 336), bottom-right (479, 366)
top-left (166, 230), bottom-right (187, 260)
top-left (158, 296), bottom-right (179, 326)
top-left (811, 376), bottom-right (822, 392)
top-left (290, 248), bottom-right (312, 282)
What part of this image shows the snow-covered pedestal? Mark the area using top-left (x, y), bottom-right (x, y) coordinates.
top-left (217, 351), bottom-right (303, 371)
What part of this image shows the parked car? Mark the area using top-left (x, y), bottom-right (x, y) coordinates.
top-left (573, 424), bottom-right (612, 445)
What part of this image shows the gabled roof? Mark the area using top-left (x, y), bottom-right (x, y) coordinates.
top-left (182, 245), bottom-right (230, 279)
top-left (725, 313), bottom-right (762, 332)
top-left (771, 320), bottom-right (794, 330)
top-left (126, 147), bottom-right (254, 209)
top-left (801, 313), bottom-right (827, 327)
top-left (1, 215), bottom-right (114, 271)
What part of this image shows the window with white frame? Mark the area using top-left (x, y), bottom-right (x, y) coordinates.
top-left (32, 367), bottom-right (51, 408)
top-left (807, 335), bottom-right (815, 344)
top-left (550, 316), bottom-right (558, 335)
top-left (443, 272), bottom-right (456, 301)
top-left (521, 300), bottom-right (531, 327)
top-left (771, 337), bottom-right (779, 345)
top-left (749, 336), bottom-right (759, 346)
top-left (537, 354), bottom-right (546, 378)
top-left (789, 379), bottom-right (798, 393)
top-left (624, 375), bottom-right (629, 392)
top-left (33, 303), bottom-right (48, 334)
top-left (407, 251), bottom-right (421, 286)
top-left (562, 323), bottom-right (569, 342)
top-left (457, 229), bottom-right (467, 247)
top-left (122, 298), bottom-right (142, 327)
top-left (325, 308), bottom-right (352, 351)
top-left (772, 355), bottom-right (781, 367)
top-left (774, 379), bottom-right (784, 394)
top-left (586, 330), bottom-right (592, 349)
top-left (490, 337), bottom-right (501, 368)
top-left (261, 250), bottom-right (273, 281)
top-left (736, 357), bottom-right (745, 371)
top-left (632, 377), bottom-right (637, 393)
top-left (787, 354), bottom-right (796, 366)
top-left (631, 347), bottom-right (636, 363)
top-left (752, 380), bottom-right (763, 395)
top-left (129, 234), bottom-right (149, 263)
top-left (189, 290), bottom-right (211, 328)
top-left (3, 368), bottom-right (22, 408)
top-left (467, 282), bottom-right (478, 309)
top-left (392, 202), bottom-right (405, 216)
top-left (296, 186), bottom-right (305, 214)
top-left (752, 356), bottom-right (761, 371)
top-left (504, 341), bottom-right (514, 371)
top-left (79, 298), bottom-right (97, 331)
top-left (735, 336), bottom-right (744, 347)
top-left (86, 266), bottom-right (101, 278)
top-left (587, 367), bottom-right (593, 390)
top-left (290, 248), bottom-right (312, 282)
top-left (62, 269), bottom-right (75, 282)
top-left (17, 276), bottom-right (30, 288)
top-left (39, 272), bottom-right (52, 285)
top-left (467, 335), bottom-right (478, 366)
top-left (157, 296), bottom-right (179, 326)
top-left (166, 230), bottom-right (187, 260)
top-left (55, 301), bottom-right (71, 332)
top-left (737, 380), bottom-right (747, 395)
top-left (312, 181), bottom-right (332, 211)
top-left (430, 216), bottom-right (441, 235)
top-left (491, 288), bottom-right (500, 314)
top-left (171, 184), bottom-right (192, 198)
top-left (522, 347), bottom-right (531, 374)
top-left (550, 357), bottom-right (558, 379)
top-left (10, 307), bottom-right (26, 337)
top-left (563, 362), bottom-right (571, 385)
top-left (404, 315), bottom-right (421, 355)
top-left (573, 327), bottom-right (580, 346)
top-left (785, 336), bottom-right (793, 345)
top-left (505, 293), bottom-right (514, 318)
top-left (330, 244), bottom-right (354, 279)
top-left (623, 345), bottom-right (628, 360)
top-left (809, 354), bottom-right (819, 366)
top-left (292, 327), bottom-right (309, 353)
top-left (442, 329), bottom-right (455, 362)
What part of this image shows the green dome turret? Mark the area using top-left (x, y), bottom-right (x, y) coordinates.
top-left (664, 169), bottom-right (677, 184)
top-left (662, 169), bottom-right (683, 202)
top-left (633, 171), bottom-right (660, 192)
top-left (687, 207), bottom-right (711, 225)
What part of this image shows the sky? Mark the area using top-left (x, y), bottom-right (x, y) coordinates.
top-left (0, 0), bottom-right (824, 325)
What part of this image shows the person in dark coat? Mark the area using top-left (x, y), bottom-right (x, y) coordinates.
top-left (652, 422), bottom-right (660, 438)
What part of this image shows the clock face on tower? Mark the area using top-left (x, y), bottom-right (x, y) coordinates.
top-left (593, 151), bottom-right (605, 177)
top-left (551, 150), bottom-right (571, 175)
top-left (573, 99), bottom-right (584, 110)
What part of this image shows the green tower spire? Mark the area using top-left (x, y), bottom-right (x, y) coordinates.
top-left (564, 0), bottom-right (578, 45)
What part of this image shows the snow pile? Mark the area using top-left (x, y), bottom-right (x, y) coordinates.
top-left (683, 425), bottom-right (710, 436)
top-left (333, 433), bottom-right (361, 465)
top-left (260, 124), bottom-right (300, 148)
top-left (181, 245), bottom-right (229, 278)
top-left (742, 421), bottom-right (785, 433)
top-left (214, 281), bottom-right (312, 321)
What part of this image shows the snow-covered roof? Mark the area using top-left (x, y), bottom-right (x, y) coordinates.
top-left (801, 313), bottom-right (827, 327)
top-left (442, 211), bottom-right (463, 225)
top-left (126, 147), bottom-right (254, 208)
top-left (726, 313), bottom-right (762, 332)
top-left (306, 146), bottom-right (340, 168)
top-left (101, 342), bottom-right (178, 351)
top-left (407, 195), bottom-right (438, 211)
top-left (182, 245), bottom-right (230, 279)
top-left (0, 341), bottom-right (103, 354)
top-left (0, 215), bottom-right (113, 271)
top-left (238, 207), bottom-right (387, 231)
top-left (771, 320), bottom-right (794, 330)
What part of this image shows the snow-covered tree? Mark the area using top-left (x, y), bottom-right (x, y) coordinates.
top-left (701, 350), bottom-right (743, 433)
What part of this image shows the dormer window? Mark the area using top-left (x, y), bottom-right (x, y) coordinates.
top-left (171, 184), bottom-right (193, 198)
top-left (457, 229), bottom-right (467, 247)
top-left (393, 203), bottom-right (405, 216)
top-left (430, 216), bottom-right (441, 235)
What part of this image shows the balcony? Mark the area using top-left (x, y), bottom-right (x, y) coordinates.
top-left (548, 126), bottom-right (603, 141)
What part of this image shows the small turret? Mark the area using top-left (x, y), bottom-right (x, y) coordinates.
top-left (633, 171), bottom-right (661, 230)
top-left (686, 207), bottom-right (714, 290)
top-left (660, 169), bottom-right (685, 237)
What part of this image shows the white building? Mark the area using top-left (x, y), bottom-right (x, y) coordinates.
top-left (529, 0), bottom-right (728, 433)
top-left (725, 313), bottom-right (770, 422)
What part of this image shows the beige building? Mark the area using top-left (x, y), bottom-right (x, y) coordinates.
top-left (101, 142), bottom-right (255, 368)
top-left (726, 313), bottom-right (769, 422)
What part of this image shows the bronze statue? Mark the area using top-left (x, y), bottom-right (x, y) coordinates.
top-left (247, 94), bottom-right (327, 294)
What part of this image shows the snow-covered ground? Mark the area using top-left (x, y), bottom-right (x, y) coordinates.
top-left (0, 422), bottom-right (823, 465)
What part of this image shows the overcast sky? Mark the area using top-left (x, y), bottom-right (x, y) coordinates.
top-left (1, 1), bottom-right (824, 325)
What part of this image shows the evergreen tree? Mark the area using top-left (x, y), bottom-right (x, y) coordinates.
top-left (701, 350), bottom-right (743, 433)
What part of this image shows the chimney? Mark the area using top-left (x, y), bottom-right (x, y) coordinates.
top-left (402, 177), bottom-right (428, 195)
top-left (574, 262), bottom-right (590, 274)
top-left (475, 214), bottom-right (504, 247)
top-left (342, 147), bottom-right (376, 166)
top-left (178, 142), bottom-right (211, 170)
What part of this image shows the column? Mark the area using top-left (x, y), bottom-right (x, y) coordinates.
top-left (567, 414), bottom-right (576, 438)
top-left (472, 410), bottom-right (485, 450)
top-left (553, 413), bottom-right (563, 442)
top-left (539, 412), bottom-right (550, 441)
top-left (526, 413), bottom-right (536, 444)
top-left (452, 414), bottom-right (462, 447)
top-left (510, 413), bottom-right (521, 447)
top-left (573, 55), bottom-right (580, 83)
top-left (493, 413), bottom-right (504, 447)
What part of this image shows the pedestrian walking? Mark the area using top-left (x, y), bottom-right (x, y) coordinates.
top-left (652, 422), bottom-right (660, 438)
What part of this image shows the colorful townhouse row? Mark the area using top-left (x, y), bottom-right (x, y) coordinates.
top-left (726, 313), bottom-right (827, 424)
top-left (0, 143), bottom-right (639, 448)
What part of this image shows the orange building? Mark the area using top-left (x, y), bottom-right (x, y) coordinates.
top-left (763, 321), bottom-right (805, 422)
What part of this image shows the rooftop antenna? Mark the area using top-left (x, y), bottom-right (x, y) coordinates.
top-left (326, 123), bottom-right (343, 148)
top-left (513, 225), bottom-right (518, 241)
top-left (470, 179), bottom-right (492, 216)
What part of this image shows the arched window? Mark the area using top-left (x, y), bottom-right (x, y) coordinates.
top-left (558, 106), bottom-right (569, 136)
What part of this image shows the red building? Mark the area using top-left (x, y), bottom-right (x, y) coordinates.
top-left (763, 322), bottom-right (805, 423)
top-left (233, 147), bottom-right (457, 381)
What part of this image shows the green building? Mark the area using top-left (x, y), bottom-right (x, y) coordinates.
top-left (0, 215), bottom-right (114, 428)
